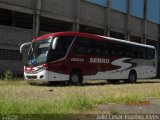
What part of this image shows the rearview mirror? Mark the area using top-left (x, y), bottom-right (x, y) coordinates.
top-left (20, 42), bottom-right (31, 53)
top-left (52, 37), bottom-right (58, 50)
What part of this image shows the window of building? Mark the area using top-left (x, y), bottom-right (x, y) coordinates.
top-left (147, 0), bottom-right (160, 24)
top-left (131, 0), bottom-right (144, 18)
top-left (0, 9), bottom-right (12, 26)
top-left (111, 0), bottom-right (128, 13)
top-left (0, 49), bottom-right (22, 61)
top-left (86, 0), bottom-right (107, 7)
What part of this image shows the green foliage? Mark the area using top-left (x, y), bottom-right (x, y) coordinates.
top-left (0, 100), bottom-right (69, 120)
top-left (0, 92), bottom-right (94, 114)
top-left (0, 80), bottom-right (160, 117)
top-left (3, 70), bottom-right (13, 80)
top-left (62, 94), bottom-right (94, 112)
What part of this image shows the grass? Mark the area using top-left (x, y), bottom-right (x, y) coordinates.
top-left (110, 109), bottom-right (119, 115)
top-left (0, 79), bottom-right (160, 119)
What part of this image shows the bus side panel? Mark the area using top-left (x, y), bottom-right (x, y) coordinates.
top-left (86, 57), bottom-right (157, 80)
top-left (47, 61), bottom-right (70, 81)
top-left (130, 59), bottom-right (156, 78)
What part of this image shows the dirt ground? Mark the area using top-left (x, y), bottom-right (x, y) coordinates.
top-left (98, 98), bottom-right (160, 114)
top-left (71, 98), bottom-right (160, 120)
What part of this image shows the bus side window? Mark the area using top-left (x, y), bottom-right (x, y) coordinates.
top-left (142, 48), bottom-right (146, 58)
top-left (73, 41), bottom-right (85, 54)
top-left (125, 45), bottom-right (132, 58)
top-left (118, 44), bottom-right (124, 57)
top-left (73, 37), bottom-right (95, 55)
top-left (104, 44), bottom-right (110, 56)
top-left (137, 47), bottom-right (146, 59)
top-left (111, 43), bottom-right (124, 57)
top-left (95, 42), bottom-right (107, 56)
top-left (132, 47), bottom-right (138, 58)
top-left (147, 48), bottom-right (155, 59)
top-left (48, 36), bottom-right (74, 61)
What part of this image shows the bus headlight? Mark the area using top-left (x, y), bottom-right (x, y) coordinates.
top-left (35, 66), bottom-right (47, 73)
top-left (24, 64), bottom-right (48, 74)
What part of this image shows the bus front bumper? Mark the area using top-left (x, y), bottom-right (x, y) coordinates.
top-left (24, 70), bottom-right (48, 81)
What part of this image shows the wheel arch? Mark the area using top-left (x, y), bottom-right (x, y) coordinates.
top-left (129, 69), bottom-right (137, 79)
top-left (70, 68), bottom-right (83, 75)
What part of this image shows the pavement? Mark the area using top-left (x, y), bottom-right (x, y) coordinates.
top-left (98, 98), bottom-right (160, 114)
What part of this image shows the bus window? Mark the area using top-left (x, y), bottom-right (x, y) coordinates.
top-left (48, 36), bottom-right (74, 61)
top-left (147, 48), bottom-right (155, 59)
top-left (111, 43), bottom-right (124, 57)
top-left (95, 42), bottom-right (110, 56)
top-left (137, 47), bottom-right (146, 59)
top-left (132, 47), bottom-right (138, 58)
top-left (73, 37), bottom-right (95, 55)
top-left (124, 45), bottom-right (132, 58)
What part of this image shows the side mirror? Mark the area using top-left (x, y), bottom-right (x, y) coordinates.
top-left (20, 42), bottom-right (31, 53)
top-left (52, 37), bottom-right (58, 50)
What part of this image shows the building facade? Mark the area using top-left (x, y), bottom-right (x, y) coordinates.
top-left (0, 0), bottom-right (159, 76)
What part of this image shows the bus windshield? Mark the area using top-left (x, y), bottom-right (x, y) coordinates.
top-left (26, 38), bottom-right (52, 67)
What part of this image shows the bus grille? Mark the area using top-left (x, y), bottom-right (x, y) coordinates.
top-left (26, 75), bottom-right (37, 79)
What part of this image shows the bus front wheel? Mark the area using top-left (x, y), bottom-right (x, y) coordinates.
top-left (128, 71), bottom-right (137, 83)
top-left (69, 71), bottom-right (83, 85)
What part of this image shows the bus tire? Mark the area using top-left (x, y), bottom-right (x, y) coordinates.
top-left (128, 71), bottom-right (137, 83)
top-left (69, 71), bottom-right (83, 85)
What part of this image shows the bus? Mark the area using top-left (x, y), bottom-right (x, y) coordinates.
top-left (20, 32), bottom-right (157, 84)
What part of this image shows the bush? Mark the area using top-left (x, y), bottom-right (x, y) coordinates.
top-left (3, 70), bottom-right (13, 80)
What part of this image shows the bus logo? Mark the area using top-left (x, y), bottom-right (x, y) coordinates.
top-left (90, 58), bottom-right (110, 64)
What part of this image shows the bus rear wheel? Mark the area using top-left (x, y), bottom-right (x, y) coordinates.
top-left (128, 71), bottom-right (137, 83)
top-left (69, 71), bottom-right (83, 85)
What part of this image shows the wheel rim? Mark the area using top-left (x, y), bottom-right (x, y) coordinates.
top-left (71, 74), bottom-right (79, 83)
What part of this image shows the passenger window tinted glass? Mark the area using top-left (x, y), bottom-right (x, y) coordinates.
top-left (73, 37), bottom-right (95, 55)
top-left (125, 45), bottom-right (135, 58)
top-left (48, 36), bottom-right (74, 61)
top-left (147, 48), bottom-right (155, 59)
top-left (111, 43), bottom-right (124, 57)
top-left (95, 42), bottom-right (110, 56)
top-left (132, 47), bottom-right (138, 58)
top-left (137, 47), bottom-right (146, 59)
top-left (124, 45), bottom-right (147, 59)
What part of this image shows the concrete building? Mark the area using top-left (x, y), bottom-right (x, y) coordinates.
top-left (0, 0), bottom-right (159, 76)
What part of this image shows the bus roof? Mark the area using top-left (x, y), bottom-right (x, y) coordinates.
top-left (34, 32), bottom-right (155, 49)
top-left (98, 35), bottom-right (155, 49)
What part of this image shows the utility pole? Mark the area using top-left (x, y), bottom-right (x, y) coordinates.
top-left (72, 0), bottom-right (80, 32)
top-left (33, 0), bottom-right (41, 37)
top-left (125, 0), bottom-right (131, 41)
top-left (104, 0), bottom-right (111, 36)
top-left (143, 0), bottom-right (147, 44)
